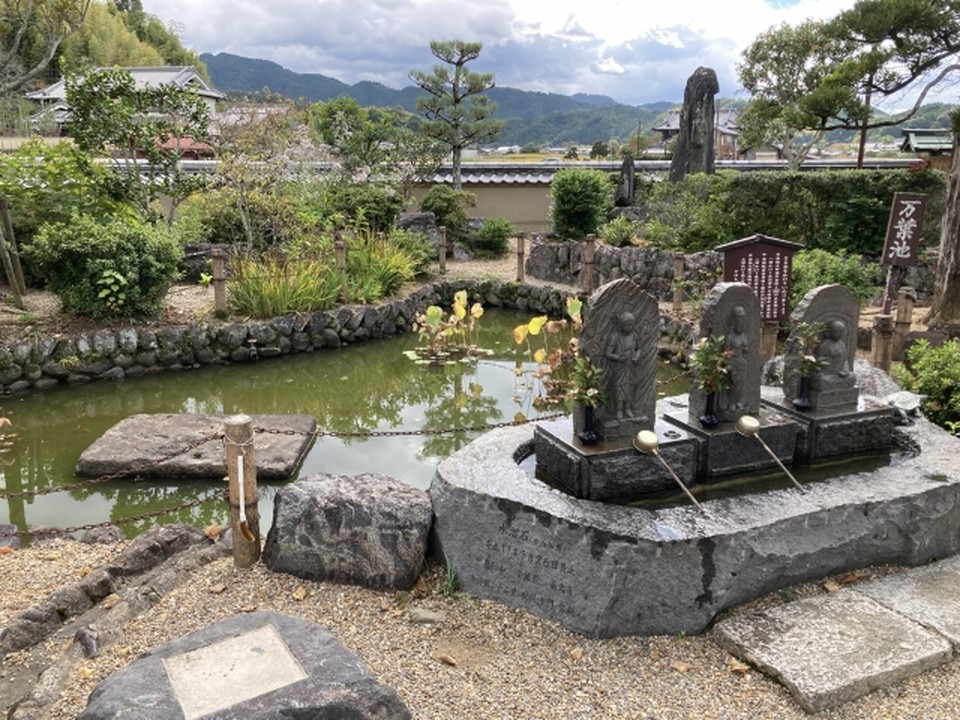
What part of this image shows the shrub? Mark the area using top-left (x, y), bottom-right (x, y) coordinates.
top-left (344, 231), bottom-right (422, 302)
top-left (326, 182), bottom-right (405, 232)
top-left (637, 173), bottom-right (734, 251)
top-left (228, 254), bottom-right (343, 317)
top-left (896, 339), bottom-right (960, 432)
top-left (550, 168), bottom-right (612, 239)
top-left (420, 185), bottom-right (475, 242)
top-left (471, 217), bottom-right (514, 258)
top-left (598, 216), bottom-right (638, 247)
top-left (25, 214), bottom-right (181, 318)
top-left (790, 249), bottom-right (882, 308)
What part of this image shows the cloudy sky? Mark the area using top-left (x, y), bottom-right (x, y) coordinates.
top-left (139, 0), bottom-right (864, 106)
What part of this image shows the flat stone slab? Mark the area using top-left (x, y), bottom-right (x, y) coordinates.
top-left (713, 589), bottom-right (953, 713)
top-left (856, 554), bottom-right (960, 647)
top-left (75, 413), bottom-right (316, 481)
top-left (78, 611), bottom-right (411, 720)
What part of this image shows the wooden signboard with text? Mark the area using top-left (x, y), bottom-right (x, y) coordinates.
top-left (717, 234), bottom-right (803, 322)
top-left (882, 193), bottom-right (927, 267)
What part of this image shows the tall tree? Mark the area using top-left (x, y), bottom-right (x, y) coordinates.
top-left (0, 0), bottom-right (91, 94)
top-left (928, 109), bottom-right (960, 326)
top-left (66, 66), bottom-right (211, 223)
top-left (408, 39), bottom-right (503, 190)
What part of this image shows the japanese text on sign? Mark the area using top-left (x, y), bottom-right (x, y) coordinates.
top-left (729, 251), bottom-right (792, 322)
top-left (882, 193), bottom-right (927, 266)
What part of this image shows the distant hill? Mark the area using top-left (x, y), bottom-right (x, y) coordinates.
top-left (200, 52), bottom-right (679, 145)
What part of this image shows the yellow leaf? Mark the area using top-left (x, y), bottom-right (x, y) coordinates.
top-left (470, 302), bottom-right (484, 319)
top-left (533, 348), bottom-right (546, 364)
top-left (566, 296), bottom-right (583, 322)
top-left (454, 290), bottom-right (467, 307)
top-left (527, 315), bottom-right (548, 336)
top-left (513, 324), bottom-right (529, 344)
top-left (453, 303), bottom-right (466, 320)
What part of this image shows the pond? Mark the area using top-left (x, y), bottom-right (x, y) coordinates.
top-left (0, 309), bottom-right (687, 539)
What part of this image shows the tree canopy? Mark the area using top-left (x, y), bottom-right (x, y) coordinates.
top-left (408, 39), bottom-right (503, 190)
top-left (0, 0), bottom-right (91, 93)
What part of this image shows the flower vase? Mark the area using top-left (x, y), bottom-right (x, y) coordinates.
top-left (793, 375), bottom-right (813, 411)
top-left (577, 404), bottom-right (600, 445)
top-left (699, 392), bottom-right (720, 429)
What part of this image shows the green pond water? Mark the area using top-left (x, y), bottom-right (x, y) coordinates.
top-left (0, 308), bottom-right (689, 539)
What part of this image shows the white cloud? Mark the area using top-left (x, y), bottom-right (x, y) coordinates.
top-left (141, 0), bottom-right (912, 106)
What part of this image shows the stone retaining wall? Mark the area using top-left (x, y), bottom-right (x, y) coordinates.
top-left (0, 281), bottom-right (574, 394)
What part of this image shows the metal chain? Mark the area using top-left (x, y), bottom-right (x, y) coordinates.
top-left (254, 411), bottom-right (568, 439)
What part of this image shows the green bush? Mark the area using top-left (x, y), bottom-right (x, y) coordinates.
top-left (420, 185), bottom-right (475, 242)
top-left (790, 249), bottom-right (882, 308)
top-left (228, 254), bottom-right (343, 317)
top-left (550, 168), bottom-right (612, 239)
top-left (25, 214), bottom-right (181, 318)
top-left (344, 231), bottom-right (422, 301)
top-left (638, 173), bottom-right (734, 251)
top-left (896, 339), bottom-right (960, 433)
top-left (326, 182), bottom-right (405, 232)
top-left (471, 216), bottom-right (514, 257)
top-left (598, 216), bottom-right (638, 247)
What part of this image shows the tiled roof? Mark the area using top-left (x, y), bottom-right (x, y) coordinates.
top-left (25, 66), bottom-right (225, 102)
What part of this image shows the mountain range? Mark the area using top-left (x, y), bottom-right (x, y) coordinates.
top-left (200, 52), bottom-right (677, 146)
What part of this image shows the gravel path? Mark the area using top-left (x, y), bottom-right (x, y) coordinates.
top-left (3, 537), bottom-right (960, 719)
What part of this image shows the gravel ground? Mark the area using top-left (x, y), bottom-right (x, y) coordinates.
top-left (3, 538), bottom-right (960, 719)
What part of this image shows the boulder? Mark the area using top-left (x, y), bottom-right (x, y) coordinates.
top-left (263, 473), bottom-right (432, 590)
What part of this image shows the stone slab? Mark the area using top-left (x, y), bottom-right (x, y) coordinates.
top-left (855, 554), bottom-right (960, 647)
top-left (663, 396), bottom-right (797, 478)
top-left (78, 611), bottom-right (411, 720)
top-left (75, 413), bottom-right (317, 480)
top-left (713, 589), bottom-right (953, 714)
top-left (533, 416), bottom-right (698, 501)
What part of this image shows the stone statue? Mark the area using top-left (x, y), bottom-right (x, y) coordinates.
top-left (669, 67), bottom-right (719, 183)
top-left (689, 283), bottom-right (761, 425)
top-left (783, 285), bottom-right (860, 411)
top-left (615, 156), bottom-right (635, 207)
top-left (577, 279), bottom-right (659, 441)
top-left (604, 311), bottom-right (643, 420)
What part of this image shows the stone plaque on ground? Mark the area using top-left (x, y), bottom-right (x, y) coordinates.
top-left (75, 413), bottom-right (317, 480)
top-left (577, 278), bottom-right (659, 441)
top-left (78, 611), bottom-right (411, 719)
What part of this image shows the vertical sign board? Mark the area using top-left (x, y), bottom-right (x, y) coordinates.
top-left (882, 193), bottom-right (927, 267)
top-left (717, 234), bottom-right (803, 322)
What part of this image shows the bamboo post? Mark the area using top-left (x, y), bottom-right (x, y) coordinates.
top-left (516, 232), bottom-right (525, 282)
top-left (672, 252), bottom-right (685, 315)
top-left (872, 314), bottom-right (895, 372)
top-left (582, 234), bottom-right (596, 293)
top-left (211, 248), bottom-right (227, 316)
top-left (224, 414), bottom-right (260, 568)
top-left (892, 286), bottom-right (916, 361)
top-left (438, 226), bottom-right (447, 275)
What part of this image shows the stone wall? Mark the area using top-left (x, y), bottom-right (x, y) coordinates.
top-left (0, 281), bottom-right (573, 395)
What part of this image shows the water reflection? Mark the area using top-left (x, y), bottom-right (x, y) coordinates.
top-left (0, 309), bottom-right (685, 538)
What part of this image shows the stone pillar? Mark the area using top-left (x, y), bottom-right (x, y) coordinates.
top-left (516, 232), bottom-right (525, 282)
top-left (893, 287), bottom-right (916, 361)
top-left (672, 252), bottom-right (685, 314)
top-left (582, 235), bottom-right (596, 294)
top-left (669, 67), bottom-right (719, 182)
top-left (211, 248), bottom-right (227, 316)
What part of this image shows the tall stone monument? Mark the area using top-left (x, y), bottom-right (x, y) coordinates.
top-left (669, 67), bottom-right (719, 182)
top-left (577, 278), bottom-right (659, 442)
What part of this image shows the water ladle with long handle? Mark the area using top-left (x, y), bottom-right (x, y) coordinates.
top-left (633, 430), bottom-right (706, 514)
top-left (734, 415), bottom-right (806, 494)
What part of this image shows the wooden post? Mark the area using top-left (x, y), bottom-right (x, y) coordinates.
top-left (438, 226), bottom-right (447, 275)
top-left (334, 236), bottom-right (346, 271)
top-left (516, 232), bottom-right (525, 282)
top-left (761, 322), bottom-right (779, 363)
top-left (211, 248), bottom-right (227, 316)
top-left (672, 252), bottom-right (685, 315)
top-left (224, 414), bottom-right (260, 568)
top-left (582, 234), bottom-right (596, 293)
top-left (892, 286), bottom-right (916, 361)
top-left (872, 314), bottom-right (895, 373)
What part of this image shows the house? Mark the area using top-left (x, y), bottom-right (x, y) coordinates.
top-left (652, 107), bottom-right (741, 159)
top-left (24, 66), bottom-right (226, 138)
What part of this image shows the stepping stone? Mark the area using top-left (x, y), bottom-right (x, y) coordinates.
top-left (713, 589), bottom-right (952, 713)
top-left (855, 555), bottom-right (960, 647)
top-left (78, 611), bottom-right (410, 719)
top-left (75, 413), bottom-right (316, 480)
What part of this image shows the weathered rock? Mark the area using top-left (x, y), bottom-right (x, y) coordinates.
top-left (75, 413), bottom-right (316, 480)
top-left (263, 473), bottom-right (432, 590)
top-left (669, 66), bottom-right (719, 182)
top-left (77, 611), bottom-right (410, 720)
